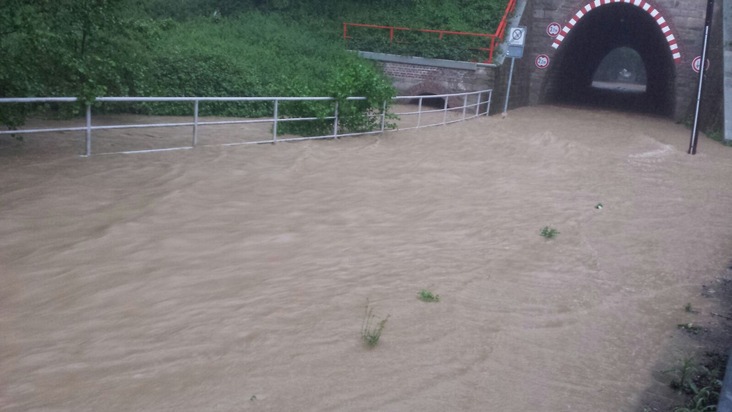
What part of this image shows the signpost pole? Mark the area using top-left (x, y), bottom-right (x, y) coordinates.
top-left (503, 26), bottom-right (526, 117)
top-left (688, 0), bottom-right (715, 155)
top-left (503, 57), bottom-right (516, 115)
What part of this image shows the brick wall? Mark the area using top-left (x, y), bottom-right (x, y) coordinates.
top-left (377, 61), bottom-right (498, 109)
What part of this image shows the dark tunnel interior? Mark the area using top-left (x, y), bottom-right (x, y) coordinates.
top-left (542, 4), bottom-right (676, 116)
top-left (412, 93), bottom-right (447, 109)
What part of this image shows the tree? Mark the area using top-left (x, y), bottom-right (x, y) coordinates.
top-left (0, 0), bottom-right (155, 128)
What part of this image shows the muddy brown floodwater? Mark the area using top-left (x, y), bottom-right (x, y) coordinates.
top-left (2, 106), bottom-right (732, 411)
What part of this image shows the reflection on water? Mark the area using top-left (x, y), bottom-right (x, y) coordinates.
top-left (591, 80), bottom-right (647, 93)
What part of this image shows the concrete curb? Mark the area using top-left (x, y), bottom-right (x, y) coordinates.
top-left (357, 51), bottom-right (483, 71)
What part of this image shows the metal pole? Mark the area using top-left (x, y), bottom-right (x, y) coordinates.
top-left (476, 92), bottom-right (482, 116)
top-left (417, 97), bottom-right (423, 128)
top-left (273, 99), bottom-right (279, 143)
top-left (442, 96), bottom-right (449, 125)
top-left (193, 100), bottom-right (199, 147)
top-left (333, 101), bottom-right (339, 139)
top-left (462, 94), bottom-right (468, 120)
top-left (503, 57), bottom-right (516, 116)
top-left (380, 101), bottom-right (387, 132)
top-left (688, 0), bottom-right (715, 155)
top-left (85, 104), bottom-right (92, 157)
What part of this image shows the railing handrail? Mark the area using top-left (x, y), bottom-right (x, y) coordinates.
top-left (343, 0), bottom-right (517, 64)
top-left (0, 89), bottom-right (493, 157)
top-left (0, 92), bottom-right (481, 105)
top-left (495, 0), bottom-right (518, 41)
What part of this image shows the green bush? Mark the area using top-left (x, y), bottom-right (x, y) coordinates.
top-left (2, 1), bottom-right (504, 135)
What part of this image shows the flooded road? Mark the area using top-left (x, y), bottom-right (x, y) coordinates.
top-left (2, 106), bottom-right (732, 411)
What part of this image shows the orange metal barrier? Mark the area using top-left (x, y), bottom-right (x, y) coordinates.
top-left (343, 0), bottom-right (516, 64)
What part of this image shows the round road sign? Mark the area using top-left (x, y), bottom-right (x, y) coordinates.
top-left (692, 56), bottom-right (710, 73)
top-left (546, 22), bottom-right (561, 38)
top-left (535, 54), bottom-right (550, 69)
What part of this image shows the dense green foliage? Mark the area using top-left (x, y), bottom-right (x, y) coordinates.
top-left (1, 0), bottom-right (508, 135)
top-left (146, 0), bottom-right (509, 62)
top-left (0, 0), bottom-right (156, 127)
top-left (145, 0), bottom-right (505, 32)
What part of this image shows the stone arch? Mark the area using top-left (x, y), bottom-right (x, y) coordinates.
top-left (551, 0), bottom-right (681, 63)
top-left (406, 82), bottom-right (460, 108)
top-left (540, 0), bottom-right (678, 116)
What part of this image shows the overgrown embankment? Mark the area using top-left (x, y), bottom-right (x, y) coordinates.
top-left (0, 0), bottom-right (508, 135)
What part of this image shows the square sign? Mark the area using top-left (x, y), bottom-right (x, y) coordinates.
top-left (507, 26), bottom-right (527, 47)
top-left (506, 45), bottom-right (524, 59)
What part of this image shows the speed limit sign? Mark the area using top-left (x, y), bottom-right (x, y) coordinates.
top-left (692, 56), bottom-right (710, 73)
top-left (535, 54), bottom-right (550, 69)
top-left (546, 22), bottom-right (561, 38)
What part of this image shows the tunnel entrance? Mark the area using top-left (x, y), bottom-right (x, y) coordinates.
top-left (411, 93), bottom-right (446, 109)
top-left (542, 3), bottom-right (676, 116)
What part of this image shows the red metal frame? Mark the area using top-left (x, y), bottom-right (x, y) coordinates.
top-left (343, 0), bottom-right (517, 64)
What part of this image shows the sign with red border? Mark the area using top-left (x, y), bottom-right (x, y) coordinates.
top-left (535, 54), bottom-right (550, 69)
top-left (692, 56), bottom-right (710, 73)
top-left (546, 22), bottom-right (561, 38)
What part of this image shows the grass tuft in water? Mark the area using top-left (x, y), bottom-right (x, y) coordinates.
top-left (417, 289), bottom-right (440, 303)
top-left (361, 301), bottom-right (389, 348)
top-left (684, 303), bottom-right (699, 314)
top-left (540, 226), bottom-right (559, 239)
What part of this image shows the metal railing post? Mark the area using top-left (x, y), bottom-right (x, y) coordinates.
top-left (476, 92), bottom-right (482, 116)
top-left (442, 96), bottom-right (449, 125)
top-left (193, 100), bottom-right (199, 147)
top-left (272, 99), bottom-right (279, 143)
top-left (85, 104), bottom-right (92, 157)
top-left (462, 94), bottom-right (468, 120)
top-left (333, 101), bottom-right (339, 139)
top-left (380, 101), bottom-right (387, 132)
top-left (417, 97), bottom-right (423, 128)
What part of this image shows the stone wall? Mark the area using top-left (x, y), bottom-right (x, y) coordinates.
top-left (359, 52), bottom-right (498, 109)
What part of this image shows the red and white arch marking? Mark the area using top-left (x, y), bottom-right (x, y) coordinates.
top-left (551, 0), bottom-right (681, 63)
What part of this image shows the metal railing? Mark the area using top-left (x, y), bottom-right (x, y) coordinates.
top-left (0, 89), bottom-right (491, 157)
top-left (392, 90), bottom-right (492, 130)
top-left (343, 0), bottom-right (516, 64)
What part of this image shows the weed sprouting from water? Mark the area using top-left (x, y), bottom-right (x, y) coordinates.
top-left (663, 352), bottom-right (727, 412)
top-left (540, 226), bottom-right (559, 239)
top-left (677, 323), bottom-right (705, 335)
top-left (684, 303), bottom-right (699, 314)
top-left (664, 356), bottom-right (703, 393)
top-left (361, 301), bottom-right (389, 348)
top-left (417, 289), bottom-right (440, 303)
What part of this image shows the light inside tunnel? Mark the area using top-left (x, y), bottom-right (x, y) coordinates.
top-left (542, 3), bottom-right (675, 116)
top-left (591, 47), bottom-right (647, 93)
